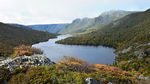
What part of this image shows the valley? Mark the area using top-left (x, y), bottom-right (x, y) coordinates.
top-left (0, 7), bottom-right (150, 84)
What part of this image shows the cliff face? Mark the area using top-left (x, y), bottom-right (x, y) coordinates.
top-left (0, 54), bottom-right (54, 71)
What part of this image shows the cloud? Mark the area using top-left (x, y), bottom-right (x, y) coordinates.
top-left (0, 0), bottom-right (149, 25)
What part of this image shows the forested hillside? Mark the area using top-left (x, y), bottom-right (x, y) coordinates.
top-left (56, 9), bottom-right (149, 47)
top-left (60, 10), bottom-right (134, 34)
top-left (57, 9), bottom-right (150, 75)
top-left (8, 24), bottom-right (29, 29)
top-left (0, 22), bottom-right (57, 57)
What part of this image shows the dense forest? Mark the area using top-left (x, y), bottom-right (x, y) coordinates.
top-left (56, 9), bottom-right (150, 75)
top-left (0, 22), bottom-right (57, 58)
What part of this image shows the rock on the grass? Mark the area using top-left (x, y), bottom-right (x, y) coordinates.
top-left (0, 54), bottom-right (55, 71)
top-left (86, 78), bottom-right (102, 84)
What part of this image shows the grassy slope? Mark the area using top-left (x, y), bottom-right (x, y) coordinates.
top-left (0, 22), bottom-right (57, 57)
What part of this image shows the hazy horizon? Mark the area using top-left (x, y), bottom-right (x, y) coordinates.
top-left (0, 0), bottom-right (149, 25)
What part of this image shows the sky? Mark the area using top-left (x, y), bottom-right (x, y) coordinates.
top-left (0, 0), bottom-right (149, 25)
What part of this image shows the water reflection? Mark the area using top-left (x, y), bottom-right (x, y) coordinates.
top-left (32, 35), bottom-right (116, 64)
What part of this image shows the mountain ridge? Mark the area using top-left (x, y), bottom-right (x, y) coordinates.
top-left (60, 10), bottom-right (135, 34)
top-left (28, 24), bottom-right (69, 33)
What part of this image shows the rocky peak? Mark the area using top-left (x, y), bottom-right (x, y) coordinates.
top-left (72, 18), bottom-right (92, 24)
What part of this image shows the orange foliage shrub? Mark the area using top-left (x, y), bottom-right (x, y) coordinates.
top-left (57, 56), bottom-right (92, 72)
top-left (93, 64), bottom-right (124, 73)
top-left (93, 64), bottom-right (141, 77)
top-left (56, 56), bottom-right (140, 79)
top-left (14, 45), bottom-right (43, 57)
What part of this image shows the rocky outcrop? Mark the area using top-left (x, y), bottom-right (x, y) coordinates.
top-left (85, 78), bottom-right (102, 84)
top-left (146, 48), bottom-right (150, 55)
top-left (134, 50), bottom-right (146, 58)
top-left (121, 46), bottom-right (132, 54)
top-left (85, 78), bottom-right (113, 84)
top-left (117, 46), bottom-right (132, 54)
top-left (0, 54), bottom-right (54, 71)
top-left (139, 75), bottom-right (150, 80)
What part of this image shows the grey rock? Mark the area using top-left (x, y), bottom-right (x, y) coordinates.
top-left (147, 43), bottom-right (150, 45)
top-left (145, 77), bottom-right (150, 80)
top-left (0, 54), bottom-right (54, 71)
top-left (108, 82), bottom-right (112, 84)
top-left (121, 46), bottom-right (132, 54)
top-left (146, 48), bottom-right (150, 55)
top-left (86, 78), bottom-right (102, 84)
top-left (134, 50), bottom-right (146, 58)
top-left (139, 75), bottom-right (145, 79)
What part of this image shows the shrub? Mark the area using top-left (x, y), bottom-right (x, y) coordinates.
top-left (0, 67), bottom-right (10, 83)
top-left (56, 56), bottom-right (92, 73)
top-left (9, 66), bottom-right (86, 84)
top-left (12, 45), bottom-right (43, 57)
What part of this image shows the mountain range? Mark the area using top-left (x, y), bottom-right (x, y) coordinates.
top-left (59, 10), bottom-right (135, 34)
top-left (9, 10), bottom-right (135, 34)
top-left (28, 24), bottom-right (69, 33)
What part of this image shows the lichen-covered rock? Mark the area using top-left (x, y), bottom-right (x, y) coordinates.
top-left (139, 75), bottom-right (145, 79)
top-left (0, 54), bottom-right (54, 71)
top-left (117, 46), bottom-right (132, 54)
top-left (134, 50), bottom-right (146, 58)
top-left (121, 46), bottom-right (132, 54)
top-left (85, 78), bottom-right (102, 84)
top-left (146, 48), bottom-right (150, 55)
top-left (108, 82), bottom-right (113, 84)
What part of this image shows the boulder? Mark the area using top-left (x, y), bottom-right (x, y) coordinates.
top-left (108, 82), bottom-right (113, 84)
top-left (146, 48), bottom-right (150, 55)
top-left (145, 77), bottom-right (150, 80)
top-left (134, 50), bottom-right (146, 58)
top-left (85, 78), bottom-right (102, 84)
top-left (117, 46), bottom-right (132, 54)
top-left (0, 54), bottom-right (54, 71)
top-left (139, 75), bottom-right (145, 79)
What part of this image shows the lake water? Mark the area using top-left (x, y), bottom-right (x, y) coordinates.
top-left (32, 35), bottom-right (116, 64)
